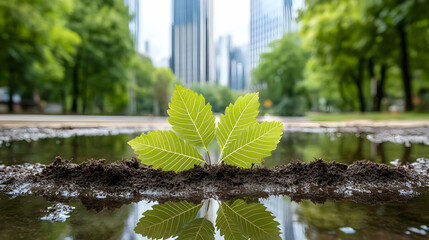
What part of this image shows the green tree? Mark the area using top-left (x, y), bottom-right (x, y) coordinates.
top-left (301, 0), bottom-right (429, 112)
top-left (132, 54), bottom-right (156, 114)
top-left (301, 1), bottom-right (372, 112)
top-left (190, 84), bottom-right (237, 113)
top-left (66, 0), bottom-right (134, 113)
top-left (153, 68), bottom-right (175, 115)
top-left (0, 0), bottom-right (80, 112)
top-left (373, 0), bottom-right (429, 111)
top-left (252, 34), bottom-right (308, 115)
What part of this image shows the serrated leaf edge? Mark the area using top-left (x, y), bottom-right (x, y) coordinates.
top-left (220, 121), bottom-right (283, 165)
top-left (135, 201), bottom-right (204, 238)
top-left (128, 130), bottom-right (205, 172)
top-left (223, 202), bottom-right (271, 235)
top-left (218, 93), bottom-right (259, 156)
top-left (168, 85), bottom-right (215, 150)
top-left (217, 203), bottom-right (246, 240)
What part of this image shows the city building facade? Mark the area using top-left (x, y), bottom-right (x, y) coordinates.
top-left (229, 46), bottom-right (248, 90)
top-left (215, 36), bottom-right (231, 87)
top-left (124, 0), bottom-right (140, 114)
top-left (171, 0), bottom-right (215, 86)
top-left (123, 0), bottom-right (140, 50)
top-left (250, 0), bottom-right (304, 69)
top-left (215, 36), bottom-right (249, 91)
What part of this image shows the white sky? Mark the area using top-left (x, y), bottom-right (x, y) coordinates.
top-left (139, 0), bottom-right (250, 67)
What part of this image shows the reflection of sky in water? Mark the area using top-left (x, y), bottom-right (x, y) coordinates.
top-left (262, 196), bottom-right (306, 240)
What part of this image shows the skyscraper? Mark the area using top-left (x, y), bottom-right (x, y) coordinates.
top-left (215, 36), bottom-right (249, 90)
top-left (124, 0), bottom-right (140, 114)
top-left (171, 0), bottom-right (215, 86)
top-left (229, 46), bottom-right (248, 90)
top-left (123, 0), bottom-right (140, 50)
top-left (250, 0), bottom-right (304, 69)
top-left (215, 36), bottom-right (231, 87)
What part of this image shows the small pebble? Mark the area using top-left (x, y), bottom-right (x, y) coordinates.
top-left (408, 227), bottom-right (427, 235)
top-left (339, 227), bottom-right (356, 234)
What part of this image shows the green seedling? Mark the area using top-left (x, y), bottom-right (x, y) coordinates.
top-left (128, 85), bottom-right (283, 172)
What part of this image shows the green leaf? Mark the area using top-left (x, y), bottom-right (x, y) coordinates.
top-left (217, 203), bottom-right (247, 240)
top-left (216, 199), bottom-right (281, 240)
top-left (217, 92), bottom-right (260, 157)
top-left (128, 130), bottom-right (205, 172)
top-left (177, 218), bottom-right (215, 240)
top-left (221, 121), bottom-right (283, 168)
top-left (134, 201), bottom-right (203, 239)
top-left (167, 85), bottom-right (216, 150)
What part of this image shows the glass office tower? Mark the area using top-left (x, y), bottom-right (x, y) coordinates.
top-left (123, 0), bottom-right (140, 50)
top-left (250, 0), bottom-right (303, 69)
top-left (171, 0), bottom-right (215, 86)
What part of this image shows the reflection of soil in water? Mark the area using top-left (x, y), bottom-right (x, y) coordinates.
top-left (1, 157), bottom-right (428, 211)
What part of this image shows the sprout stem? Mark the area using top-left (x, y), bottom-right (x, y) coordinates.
top-left (206, 151), bottom-right (211, 164)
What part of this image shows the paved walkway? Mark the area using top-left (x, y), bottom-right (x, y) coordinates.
top-left (0, 114), bottom-right (428, 128)
top-left (0, 114), bottom-right (170, 128)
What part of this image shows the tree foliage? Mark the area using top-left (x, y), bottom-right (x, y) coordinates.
top-left (299, 0), bottom-right (429, 112)
top-left (253, 0), bottom-right (429, 114)
top-left (0, 0), bottom-right (165, 114)
top-left (252, 34), bottom-right (308, 115)
top-left (190, 84), bottom-right (238, 113)
top-left (66, 0), bottom-right (134, 113)
top-left (0, 0), bottom-right (80, 112)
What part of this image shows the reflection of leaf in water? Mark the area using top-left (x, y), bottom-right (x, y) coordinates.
top-left (217, 199), bottom-right (281, 240)
top-left (134, 201), bottom-right (203, 239)
top-left (217, 203), bottom-right (247, 240)
top-left (177, 218), bottom-right (215, 240)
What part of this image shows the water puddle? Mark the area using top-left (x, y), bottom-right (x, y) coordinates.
top-left (1, 194), bottom-right (428, 239)
top-left (0, 128), bottom-right (428, 239)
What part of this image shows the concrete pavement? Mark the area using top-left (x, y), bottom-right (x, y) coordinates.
top-left (0, 114), bottom-right (429, 128)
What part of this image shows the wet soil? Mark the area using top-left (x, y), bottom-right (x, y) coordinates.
top-left (0, 157), bottom-right (428, 210)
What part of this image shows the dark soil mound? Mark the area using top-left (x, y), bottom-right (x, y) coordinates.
top-left (1, 157), bottom-right (428, 210)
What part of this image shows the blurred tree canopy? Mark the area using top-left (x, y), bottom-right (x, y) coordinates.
top-left (153, 68), bottom-right (175, 116)
top-left (0, 0), bottom-right (174, 115)
top-left (66, 0), bottom-right (134, 114)
top-left (190, 84), bottom-right (239, 113)
top-left (132, 55), bottom-right (156, 114)
top-left (0, 0), bottom-right (80, 112)
top-left (299, 0), bottom-right (429, 112)
top-left (252, 0), bottom-right (429, 115)
top-left (2, 0), bottom-right (429, 115)
top-left (252, 34), bottom-right (308, 115)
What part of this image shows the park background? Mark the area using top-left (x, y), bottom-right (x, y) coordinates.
top-left (1, 0), bottom-right (429, 120)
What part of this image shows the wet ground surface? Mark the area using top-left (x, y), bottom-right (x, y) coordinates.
top-left (0, 157), bottom-right (428, 211)
top-left (1, 125), bottom-right (429, 239)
